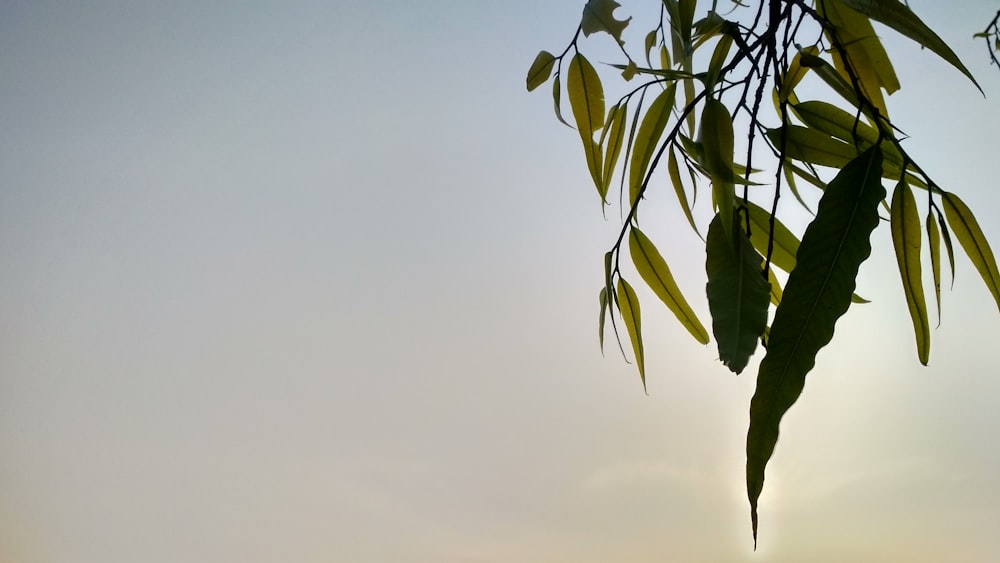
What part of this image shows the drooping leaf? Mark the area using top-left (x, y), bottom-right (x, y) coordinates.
top-left (630, 227), bottom-right (710, 344)
top-left (706, 214), bottom-right (771, 374)
top-left (817, 0), bottom-right (899, 118)
top-left (527, 51), bottom-right (556, 92)
top-left (701, 98), bottom-right (736, 238)
top-left (937, 209), bottom-right (956, 289)
top-left (942, 192), bottom-right (1000, 312)
top-left (767, 126), bottom-right (857, 169)
top-left (890, 180), bottom-right (929, 364)
top-left (616, 278), bottom-right (646, 389)
top-left (599, 287), bottom-right (609, 352)
top-left (745, 201), bottom-right (801, 274)
top-left (767, 267), bottom-right (784, 306)
top-left (926, 210), bottom-right (942, 326)
top-left (552, 76), bottom-right (571, 127)
top-left (836, 0), bottom-right (981, 92)
top-left (628, 84), bottom-right (676, 205)
top-left (644, 29), bottom-right (658, 66)
top-left (581, 0), bottom-right (631, 45)
top-left (567, 53), bottom-right (606, 194)
top-left (705, 34), bottom-right (734, 90)
top-left (779, 45), bottom-right (821, 101)
top-left (668, 144), bottom-right (701, 237)
top-left (747, 146), bottom-right (885, 547)
top-left (602, 103), bottom-right (628, 202)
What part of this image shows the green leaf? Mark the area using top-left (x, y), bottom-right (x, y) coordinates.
top-left (937, 209), bottom-right (956, 289)
top-left (526, 50), bottom-right (556, 92)
top-left (705, 34), bottom-right (733, 90)
top-left (835, 0), bottom-right (981, 92)
top-left (767, 126), bottom-right (857, 169)
top-left (701, 98), bottom-right (736, 238)
top-left (629, 227), bottom-right (710, 344)
top-left (628, 84), bottom-right (676, 206)
top-left (778, 45), bottom-right (821, 101)
top-left (552, 76), bottom-right (571, 128)
top-left (581, 0), bottom-right (631, 45)
top-left (747, 146), bottom-right (885, 547)
top-left (745, 200), bottom-right (802, 274)
top-left (616, 278), bottom-right (646, 389)
top-left (668, 144), bottom-right (701, 237)
top-left (601, 103), bottom-right (628, 202)
top-left (767, 267), bottom-right (784, 306)
top-left (817, 0), bottom-right (899, 117)
top-left (890, 180), bottom-right (929, 364)
top-left (706, 214), bottom-right (771, 374)
top-left (599, 287), bottom-right (609, 352)
top-left (942, 192), bottom-right (1000, 312)
top-left (792, 101), bottom-right (903, 164)
top-left (926, 210), bottom-right (942, 326)
top-left (644, 30), bottom-right (658, 66)
top-left (608, 64), bottom-right (697, 81)
top-left (568, 53), bottom-right (606, 194)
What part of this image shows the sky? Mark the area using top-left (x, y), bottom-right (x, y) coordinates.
top-left (1, 1), bottom-right (999, 561)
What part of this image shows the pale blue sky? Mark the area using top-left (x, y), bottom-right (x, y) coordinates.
top-left (1, 1), bottom-right (999, 561)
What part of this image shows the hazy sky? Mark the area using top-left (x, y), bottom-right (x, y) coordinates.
top-left (2, 1), bottom-right (999, 561)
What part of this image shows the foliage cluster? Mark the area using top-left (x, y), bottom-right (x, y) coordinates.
top-left (528, 0), bottom-right (998, 547)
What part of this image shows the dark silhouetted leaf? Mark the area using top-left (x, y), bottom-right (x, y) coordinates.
top-left (630, 227), bottom-right (710, 344)
top-left (747, 146), bottom-right (885, 547)
top-left (706, 214), bottom-right (771, 374)
top-left (890, 180), bottom-right (929, 364)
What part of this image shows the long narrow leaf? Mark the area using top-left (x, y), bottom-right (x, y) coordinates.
top-left (668, 144), bottom-right (701, 237)
top-left (942, 192), bottom-right (1000, 312)
top-left (630, 227), bottom-right (710, 344)
top-left (702, 98), bottom-right (736, 237)
top-left (890, 180), bottom-right (929, 364)
top-left (629, 84), bottom-right (677, 205)
top-left (706, 214), bottom-right (771, 374)
top-left (616, 278), bottom-right (646, 389)
top-left (836, 0), bottom-right (981, 92)
top-left (747, 146), bottom-right (885, 547)
top-left (926, 211), bottom-right (942, 326)
top-left (568, 53), bottom-right (605, 193)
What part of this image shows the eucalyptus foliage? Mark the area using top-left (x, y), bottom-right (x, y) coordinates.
top-left (528, 0), bottom-right (999, 547)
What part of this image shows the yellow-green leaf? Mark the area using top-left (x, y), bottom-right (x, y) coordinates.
top-left (745, 200), bottom-right (801, 274)
top-left (942, 192), bottom-right (1000, 312)
top-left (766, 126), bottom-right (856, 169)
top-left (701, 98), bottom-right (736, 238)
top-left (836, 0), bottom-right (981, 92)
top-left (581, 0), bottom-right (631, 45)
top-left (601, 103), bottom-right (628, 201)
top-left (552, 76), bottom-right (571, 127)
top-left (926, 210), bottom-right (942, 326)
top-left (818, 0), bottom-right (899, 117)
top-left (629, 227), bottom-right (710, 344)
top-left (628, 84), bottom-right (676, 206)
top-left (568, 53), bottom-right (605, 193)
top-left (599, 287), bottom-right (609, 352)
top-left (779, 45), bottom-right (821, 101)
top-left (616, 278), bottom-right (646, 389)
top-left (668, 144), bottom-right (701, 237)
top-left (526, 50), bottom-right (556, 92)
top-left (890, 180), bottom-right (929, 364)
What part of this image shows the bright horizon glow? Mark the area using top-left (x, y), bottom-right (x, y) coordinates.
top-left (1, 2), bottom-right (998, 561)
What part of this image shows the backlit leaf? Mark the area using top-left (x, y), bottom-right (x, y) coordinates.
top-left (669, 144), bottom-right (701, 237)
top-left (602, 103), bottom-right (628, 201)
top-left (616, 278), bottom-right (646, 389)
top-left (581, 0), bottom-right (631, 45)
top-left (526, 50), bottom-right (556, 92)
top-left (745, 200), bottom-right (801, 274)
top-left (628, 84), bottom-right (676, 205)
top-left (599, 287), bottom-right (609, 352)
top-left (701, 98), bottom-right (736, 238)
top-left (706, 214), bottom-right (771, 374)
top-left (890, 180), bottom-right (929, 364)
top-left (568, 53), bottom-right (606, 193)
top-left (767, 126), bottom-right (856, 169)
top-left (552, 77), bottom-right (571, 127)
top-left (937, 209), bottom-right (956, 289)
top-left (836, 0), bottom-right (981, 92)
top-left (630, 227), bottom-right (710, 344)
top-left (926, 210), bottom-right (942, 326)
top-left (747, 147), bottom-right (885, 546)
top-left (942, 192), bottom-right (1000, 312)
